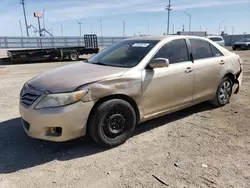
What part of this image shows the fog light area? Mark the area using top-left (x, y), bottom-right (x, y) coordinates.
top-left (45, 127), bottom-right (62, 137)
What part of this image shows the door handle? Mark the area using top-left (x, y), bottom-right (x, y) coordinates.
top-left (185, 67), bottom-right (193, 73)
top-left (220, 60), bottom-right (225, 65)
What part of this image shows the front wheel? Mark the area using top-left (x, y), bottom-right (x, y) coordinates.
top-left (210, 77), bottom-right (233, 107)
top-left (88, 99), bottom-right (136, 147)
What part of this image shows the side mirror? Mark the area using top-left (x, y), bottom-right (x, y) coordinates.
top-left (149, 58), bottom-right (169, 69)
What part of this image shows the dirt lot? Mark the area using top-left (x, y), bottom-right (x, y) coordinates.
top-left (0, 49), bottom-right (250, 188)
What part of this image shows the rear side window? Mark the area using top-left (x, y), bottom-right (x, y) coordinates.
top-left (154, 39), bottom-right (189, 64)
top-left (209, 37), bottom-right (223, 42)
top-left (190, 39), bottom-right (213, 60)
top-left (210, 44), bottom-right (224, 57)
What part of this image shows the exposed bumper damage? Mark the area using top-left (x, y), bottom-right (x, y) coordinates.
top-left (233, 68), bottom-right (243, 94)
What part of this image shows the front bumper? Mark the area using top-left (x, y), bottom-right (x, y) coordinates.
top-left (19, 101), bottom-right (94, 142)
top-left (233, 45), bottom-right (248, 50)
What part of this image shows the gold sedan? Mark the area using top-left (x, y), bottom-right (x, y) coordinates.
top-left (19, 36), bottom-right (243, 147)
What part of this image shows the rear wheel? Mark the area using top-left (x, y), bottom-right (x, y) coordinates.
top-left (69, 52), bottom-right (79, 61)
top-left (88, 99), bottom-right (136, 147)
top-left (210, 77), bottom-right (233, 107)
top-left (232, 46), bottom-right (236, 50)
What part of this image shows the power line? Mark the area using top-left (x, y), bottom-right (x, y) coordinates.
top-left (165, 0), bottom-right (173, 35)
top-left (20, 0), bottom-right (29, 36)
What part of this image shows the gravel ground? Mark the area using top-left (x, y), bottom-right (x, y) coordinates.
top-left (0, 49), bottom-right (250, 188)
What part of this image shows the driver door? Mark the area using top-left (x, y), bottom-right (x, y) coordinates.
top-left (141, 39), bottom-right (195, 118)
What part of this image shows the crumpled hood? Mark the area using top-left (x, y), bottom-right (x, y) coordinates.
top-left (28, 62), bottom-right (128, 93)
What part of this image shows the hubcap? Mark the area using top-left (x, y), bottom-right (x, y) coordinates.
top-left (219, 80), bottom-right (231, 104)
top-left (102, 111), bottom-right (126, 138)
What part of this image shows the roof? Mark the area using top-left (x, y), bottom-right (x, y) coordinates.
top-left (124, 35), bottom-right (173, 41)
top-left (124, 35), bottom-right (208, 41)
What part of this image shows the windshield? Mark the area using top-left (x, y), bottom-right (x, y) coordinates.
top-left (239, 38), bottom-right (250, 42)
top-left (209, 37), bottom-right (223, 42)
top-left (88, 40), bottom-right (159, 68)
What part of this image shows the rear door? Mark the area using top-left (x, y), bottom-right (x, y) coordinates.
top-left (189, 39), bottom-right (226, 101)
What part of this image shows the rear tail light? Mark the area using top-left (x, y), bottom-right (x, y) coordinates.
top-left (238, 57), bottom-right (242, 66)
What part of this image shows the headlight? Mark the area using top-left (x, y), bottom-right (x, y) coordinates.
top-left (35, 90), bottom-right (88, 109)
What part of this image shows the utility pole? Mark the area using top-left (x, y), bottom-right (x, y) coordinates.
top-left (37, 17), bottom-right (42, 36)
top-left (78, 22), bottom-right (82, 36)
top-left (123, 21), bottom-right (125, 38)
top-left (61, 24), bottom-right (63, 36)
top-left (43, 8), bottom-right (45, 36)
top-left (224, 25), bottom-right (227, 33)
top-left (172, 24), bottom-right (174, 34)
top-left (182, 24), bottom-right (185, 32)
top-left (165, 0), bottom-right (173, 35)
top-left (218, 21), bottom-right (226, 35)
top-left (19, 20), bottom-right (23, 36)
top-left (200, 25), bottom-right (202, 31)
top-left (34, 12), bottom-right (42, 36)
top-left (20, 0), bottom-right (29, 36)
top-left (184, 12), bottom-right (191, 35)
top-left (232, 26), bottom-right (234, 35)
top-left (100, 20), bottom-right (103, 38)
top-left (148, 21), bottom-right (150, 36)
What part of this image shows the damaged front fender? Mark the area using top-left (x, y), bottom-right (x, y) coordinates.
top-left (78, 74), bottom-right (142, 106)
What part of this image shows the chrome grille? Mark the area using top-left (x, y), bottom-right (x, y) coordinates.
top-left (20, 84), bottom-right (44, 108)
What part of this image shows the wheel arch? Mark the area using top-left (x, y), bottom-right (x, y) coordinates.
top-left (223, 72), bottom-right (237, 84)
top-left (87, 94), bottom-right (141, 126)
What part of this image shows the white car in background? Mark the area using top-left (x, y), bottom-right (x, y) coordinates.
top-left (207, 36), bottom-right (225, 46)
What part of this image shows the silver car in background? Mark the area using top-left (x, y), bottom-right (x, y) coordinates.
top-left (207, 36), bottom-right (225, 46)
top-left (232, 38), bottom-right (250, 50)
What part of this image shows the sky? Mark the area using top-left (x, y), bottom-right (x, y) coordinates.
top-left (0, 0), bottom-right (249, 37)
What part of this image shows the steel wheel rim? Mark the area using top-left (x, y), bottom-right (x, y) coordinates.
top-left (219, 80), bottom-right (231, 104)
top-left (70, 53), bottom-right (77, 60)
top-left (102, 111), bottom-right (127, 139)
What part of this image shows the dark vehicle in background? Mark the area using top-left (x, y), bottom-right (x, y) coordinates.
top-left (7, 35), bottom-right (99, 62)
top-left (232, 38), bottom-right (250, 50)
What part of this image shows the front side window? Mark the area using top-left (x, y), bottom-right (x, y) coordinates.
top-left (153, 39), bottom-right (189, 64)
top-left (190, 39), bottom-right (213, 60)
top-left (88, 40), bottom-right (159, 68)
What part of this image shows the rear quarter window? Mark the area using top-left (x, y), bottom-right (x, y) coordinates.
top-left (210, 44), bottom-right (224, 57)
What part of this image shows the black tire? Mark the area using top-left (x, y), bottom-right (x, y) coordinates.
top-left (88, 99), bottom-right (136, 147)
top-left (210, 77), bottom-right (233, 107)
top-left (69, 52), bottom-right (79, 61)
top-left (232, 46), bottom-right (236, 51)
